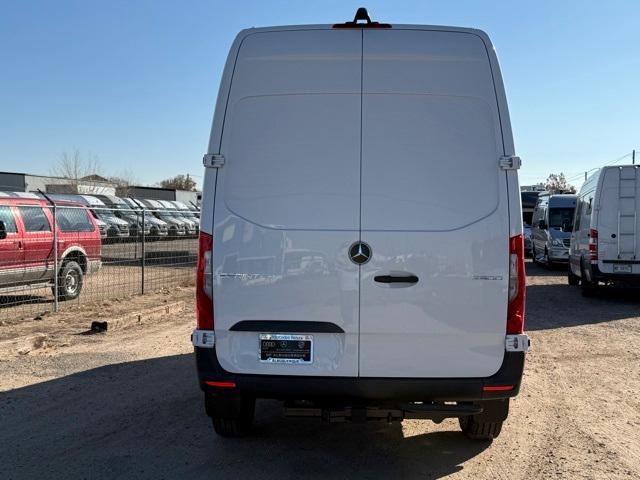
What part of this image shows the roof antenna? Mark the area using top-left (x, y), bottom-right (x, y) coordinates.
top-left (353, 7), bottom-right (371, 24)
top-left (333, 7), bottom-right (391, 29)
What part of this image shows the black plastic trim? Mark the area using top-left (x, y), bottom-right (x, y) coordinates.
top-left (374, 275), bottom-right (419, 284)
top-left (195, 347), bottom-right (525, 402)
top-left (229, 321), bottom-right (345, 333)
top-left (602, 259), bottom-right (640, 264)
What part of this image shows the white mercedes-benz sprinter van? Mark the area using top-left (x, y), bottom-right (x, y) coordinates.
top-left (193, 9), bottom-right (529, 439)
top-left (569, 164), bottom-right (640, 295)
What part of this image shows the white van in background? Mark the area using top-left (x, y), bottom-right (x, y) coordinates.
top-left (193, 9), bottom-right (529, 440)
top-left (569, 165), bottom-right (640, 295)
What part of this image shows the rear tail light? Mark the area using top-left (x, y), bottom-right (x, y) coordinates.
top-left (588, 228), bottom-right (598, 262)
top-left (205, 380), bottom-right (236, 389)
top-left (507, 234), bottom-right (526, 334)
top-left (483, 385), bottom-right (514, 392)
top-left (196, 232), bottom-right (214, 329)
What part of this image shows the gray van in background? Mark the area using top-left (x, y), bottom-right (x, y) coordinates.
top-left (531, 193), bottom-right (577, 266)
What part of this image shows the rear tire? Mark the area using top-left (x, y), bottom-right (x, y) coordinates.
top-left (568, 271), bottom-right (580, 286)
top-left (206, 394), bottom-right (255, 438)
top-left (459, 415), bottom-right (503, 440)
top-left (55, 260), bottom-right (84, 301)
top-left (580, 266), bottom-right (597, 297)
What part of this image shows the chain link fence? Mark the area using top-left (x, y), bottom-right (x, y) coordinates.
top-left (0, 201), bottom-right (197, 322)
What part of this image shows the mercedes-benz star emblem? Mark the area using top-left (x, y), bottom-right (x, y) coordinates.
top-left (349, 241), bottom-right (372, 265)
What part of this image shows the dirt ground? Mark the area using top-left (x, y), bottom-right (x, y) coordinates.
top-left (1, 260), bottom-right (639, 479)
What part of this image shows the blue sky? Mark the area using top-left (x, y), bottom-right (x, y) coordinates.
top-left (1, 0), bottom-right (638, 189)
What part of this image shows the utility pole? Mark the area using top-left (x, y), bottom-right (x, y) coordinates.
top-left (633, 149), bottom-right (636, 165)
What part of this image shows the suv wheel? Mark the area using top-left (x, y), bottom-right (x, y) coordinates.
top-left (459, 415), bottom-right (503, 440)
top-left (55, 261), bottom-right (84, 301)
top-left (206, 394), bottom-right (255, 437)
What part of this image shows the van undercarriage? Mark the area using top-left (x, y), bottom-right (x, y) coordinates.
top-left (195, 346), bottom-right (523, 436)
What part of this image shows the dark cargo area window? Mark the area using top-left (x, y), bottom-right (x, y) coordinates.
top-left (0, 206), bottom-right (18, 233)
top-left (18, 206), bottom-right (51, 232)
top-left (56, 207), bottom-right (94, 232)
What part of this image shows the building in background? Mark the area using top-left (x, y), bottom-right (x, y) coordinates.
top-left (125, 185), bottom-right (200, 206)
top-left (0, 171), bottom-right (116, 195)
top-left (1, 171), bottom-right (201, 206)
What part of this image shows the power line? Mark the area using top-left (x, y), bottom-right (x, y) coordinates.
top-left (565, 150), bottom-right (636, 183)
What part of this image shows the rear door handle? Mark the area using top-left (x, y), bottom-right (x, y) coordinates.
top-left (374, 274), bottom-right (419, 284)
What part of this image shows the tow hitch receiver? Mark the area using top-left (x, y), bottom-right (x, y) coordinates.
top-left (284, 402), bottom-right (483, 424)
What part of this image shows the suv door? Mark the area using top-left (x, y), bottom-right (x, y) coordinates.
top-left (0, 205), bottom-right (24, 287)
top-left (358, 29), bottom-right (510, 378)
top-left (17, 205), bottom-right (54, 283)
top-left (212, 29), bottom-right (362, 376)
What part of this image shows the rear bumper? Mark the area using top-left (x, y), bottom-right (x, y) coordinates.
top-left (592, 264), bottom-right (640, 285)
top-left (549, 247), bottom-right (570, 262)
top-left (194, 347), bottom-right (526, 402)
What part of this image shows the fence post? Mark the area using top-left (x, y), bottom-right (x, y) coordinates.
top-left (53, 204), bottom-right (58, 312)
top-left (141, 208), bottom-right (145, 295)
top-left (38, 190), bottom-right (59, 312)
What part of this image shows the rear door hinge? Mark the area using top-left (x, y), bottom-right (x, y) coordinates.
top-left (203, 153), bottom-right (225, 168)
top-left (499, 156), bottom-right (521, 170)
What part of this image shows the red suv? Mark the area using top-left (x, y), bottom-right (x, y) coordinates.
top-left (0, 195), bottom-right (102, 300)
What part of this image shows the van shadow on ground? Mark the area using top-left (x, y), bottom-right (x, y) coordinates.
top-left (0, 354), bottom-right (490, 480)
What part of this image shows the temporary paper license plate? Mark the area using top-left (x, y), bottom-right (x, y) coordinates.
top-left (259, 334), bottom-right (313, 364)
top-left (613, 264), bottom-right (632, 273)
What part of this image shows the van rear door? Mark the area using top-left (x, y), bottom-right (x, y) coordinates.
top-left (597, 166), bottom-right (640, 272)
top-left (212, 29), bottom-right (362, 376)
top-left (358, 29), bottom-right (510, 378)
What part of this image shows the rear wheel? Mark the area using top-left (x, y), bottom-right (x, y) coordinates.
top-left (568, 270), bottom-right (580, 286)
top-left (55, 260), bottom-right (84, 301)
top-left (459, 415), bottom-right (503, 440)
top-left (580, 265), bottom-right (597, 297)
top-left (206, 394), bottom-right (255, 437)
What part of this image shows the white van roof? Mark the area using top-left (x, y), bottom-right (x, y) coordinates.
top-left (80, 195), bottom-right (106, 206)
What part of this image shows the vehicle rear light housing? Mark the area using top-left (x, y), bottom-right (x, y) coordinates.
top-left (588, 228), bottom-right (598, 262)
top-left (196, 232), bottom-right (214, 330)
top-left (483, 385), bottom-right (514, 392)
top-left (205, 380), bottom-right (236, 389)
top-left (507, 234), bottom-right (526, 334)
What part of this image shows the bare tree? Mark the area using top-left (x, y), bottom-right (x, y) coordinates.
top-left (51, 150), bottom-right (103, 193)
top-left (109, 170), bottom-right (139, 197)
top-left (544, 173), bottom-right (576, 194)
top-left (159, 174), bottom-right (197, 191)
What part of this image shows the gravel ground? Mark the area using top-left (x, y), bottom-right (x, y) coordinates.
top-left (0, 260), bottom-right (639, 479)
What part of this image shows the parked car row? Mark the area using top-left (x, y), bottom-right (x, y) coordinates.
top-left (528, 164), bottom-right (640, 296)
top-left (21, 192), bottom-right (201, 242)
